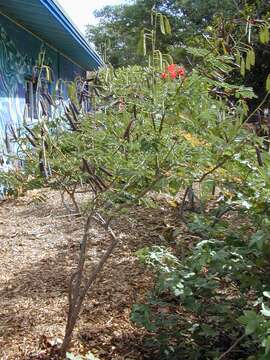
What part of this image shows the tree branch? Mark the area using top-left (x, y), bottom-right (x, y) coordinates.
top-left (217, 334), bottom-right (246, 360)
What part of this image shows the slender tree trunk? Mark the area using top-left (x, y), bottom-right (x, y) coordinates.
top-left (60, 215), bottom-right (118, 357)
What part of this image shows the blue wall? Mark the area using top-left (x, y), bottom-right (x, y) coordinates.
top-left (0, 13), bottom-right (85, 166)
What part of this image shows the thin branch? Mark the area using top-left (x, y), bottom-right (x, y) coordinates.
top-left (78, 215), bottom-right (118, 304)
top-left (243, 90), bottom-right (270, 125)
top-left (211, 206), bottom-right (235, 227)
top-left (106, 173), bottom-right (165, 227)
top-left (217, 334), bottom-right (246, 360)
top-left (179, 186), bottom-right (192, 224)
top-left (232, 0), bottom-right (240, 12)
top-left (198, 158), bottom-right (228, 183)
top-left (67, 215), bottom-right (92, 321)
top-left (158, 113), bottom-right (166, 134)
top-left (61, 212), bottom-right (118, 356)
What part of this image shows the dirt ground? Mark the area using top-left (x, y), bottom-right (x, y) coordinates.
top-left (0, 190), bottom-right (175, 359)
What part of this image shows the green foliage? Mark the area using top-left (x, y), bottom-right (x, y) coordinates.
top-left (131, 145), bottom-right (270, 357)
top-left (0, 169), bottom-right (24, 197)
top-left (20, 57), bottom-right (254, 211)
top-left (206, 2), bottom-right (270, 109)
top-left (0, 164), bottom-right (40, 198)
top-left (132, 211), bottom-right (270, 358)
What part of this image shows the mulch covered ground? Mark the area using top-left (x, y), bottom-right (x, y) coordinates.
top-left (0, 190), bottom-right (178, 359)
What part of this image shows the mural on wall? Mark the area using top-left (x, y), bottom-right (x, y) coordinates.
top-left (0, 12), bottom-right (90, 198)
top-left (0, 24), bottom-right (31, 161)
top-left (0, 14), bottom-right (85, 173)
top-left (0, 25), bottom-right (56, 165)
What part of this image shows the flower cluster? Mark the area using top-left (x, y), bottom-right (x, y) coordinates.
top-left (161, 64), bottom-right (185, 80)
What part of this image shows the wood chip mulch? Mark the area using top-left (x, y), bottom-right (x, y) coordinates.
top-left (0, 190), bottom-right (178, 360)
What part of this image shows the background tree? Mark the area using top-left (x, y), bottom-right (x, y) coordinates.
top-left (86, 1), bottom-right (173, 67)
top-left (86, 0), bottom-right (269, 111)
top-left (206, 0), bottom-right (270, 110)
top-left (86, 0), bottom-right (238, 68)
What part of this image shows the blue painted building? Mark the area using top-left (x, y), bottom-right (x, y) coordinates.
top-left (0, 0), bottom-right (103, 170)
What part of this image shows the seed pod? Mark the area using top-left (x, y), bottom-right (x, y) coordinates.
top-left (95, 174), bottom-right (107, 190)
top-left (24, 125), bottom-right (38, 141)
top-left (25, 134), bottom-right (36, 147)
top-left (70, 101), bottom-right (80, 115)
top-left (9, 125), bottom-right (18, 141)
top-left (43, 92), bottom-right (55, 107)
top-left (82, 158), bottom-right (96, 175)
top-left (99, 166), bottom-right (113, 177)
top-left (40, 98), bottom-right (48, 117)
top-left (69, 103), bottom-right (79, 123)
top-left (123, 119), bottom-right (135, 142)
top-left (65, 111), bottom-right (78, 131)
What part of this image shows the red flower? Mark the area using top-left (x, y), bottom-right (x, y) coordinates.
top-left (178, 67), bottom-right (185, 77)
top-left (162, 64), bottom-right (186, 80)
top-left (161, 72), bottom-right (168, 79)
top-left (167, 64), bottom-right (176, 73)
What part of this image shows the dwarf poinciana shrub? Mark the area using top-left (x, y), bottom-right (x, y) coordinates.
top-left (13, 46), bottom-right (270, 358)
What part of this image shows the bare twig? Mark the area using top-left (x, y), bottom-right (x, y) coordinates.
top-left (217, 334), bottom-right (246, 360)
top-left (61, 214), bottom-right (93, 355)
top-left (105, 173), bottom-right (165, 227)
top-left (179, 186), bottom-right (192, 223)
top-left (211, 206), bottom-right (236, 227)
top-left (255, 145), bottom-right (264, 167)
top-left (62, 184), bottom-right (80, 214)
top-left (244, 90), bottom-right (270, 125)
top-left (60, 213), bottom-right (119, 356)
top-left (198, 158), bottom-right (228, 183)
top-left (158, 113), bottom-right (166, 134)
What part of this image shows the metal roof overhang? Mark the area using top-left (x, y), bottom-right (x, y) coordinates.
top-left (0, 0), bottom-right (104, 70)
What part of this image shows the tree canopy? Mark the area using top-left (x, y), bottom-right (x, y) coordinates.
top-left (86, 0), bottom-right (239, 67)
top-left (87, 0), bottom-right (270, 110)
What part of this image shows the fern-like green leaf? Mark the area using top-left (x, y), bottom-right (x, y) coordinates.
top-left (266, 74), bottom-right (270, 91)
top-left (137, 29), bottom-right (146, 56)
top-left (245, 52), bottom-right (251, 71)
top-left (235, 50), bottom-right (241, 65)
top-left (164, 16), bottom-right (171, 34)
top-left (159, 14), bottom-right (166, 35)
top-left (250, 49), bottom-right (255, 66)
top-left (240, 57), bottom-right (245, 77)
